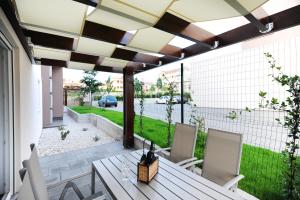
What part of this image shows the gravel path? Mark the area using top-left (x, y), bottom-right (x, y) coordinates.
top-left (37, 113), bottom-right (115, 157)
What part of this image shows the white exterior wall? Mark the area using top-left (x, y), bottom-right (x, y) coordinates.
top-left (190, 27), bottom-right (300, 109)
top-left (0, 8), bottom-right (42, 192)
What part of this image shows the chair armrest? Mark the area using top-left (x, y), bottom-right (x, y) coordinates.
top-left (154, 147), bottom-right (171, 153)
top-left (181, 159), bottom-right (203, 169)
top-left (59, 181), bottom-right (84, 200)
top-left (176, 157), bottom-right (198, 166)
top-left (223, 175), bottom-right (245, 190)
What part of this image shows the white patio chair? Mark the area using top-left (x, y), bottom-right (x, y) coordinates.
top-left (17, 169), bottom-right (35, 200)
top-left (155, 123), bottom-right (198, 167)
top-left (21, 144), bottom-right (106, 200)
top-left (185, 128), bottom-right (244, 191)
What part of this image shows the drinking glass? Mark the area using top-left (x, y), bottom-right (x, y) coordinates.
top-left (121, 161), bottom-right (131, 181)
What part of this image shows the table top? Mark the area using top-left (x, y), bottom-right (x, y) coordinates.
top-left (92, 150), bottom-right (241, 200)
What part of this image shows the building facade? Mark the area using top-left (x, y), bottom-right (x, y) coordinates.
top-left (0, 7), bottom-right (43, 197)
top-left (159, 66), bottom-right (191, 93)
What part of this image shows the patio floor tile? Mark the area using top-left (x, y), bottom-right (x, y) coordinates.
top-left (40, 141), bottom-right (134, 199)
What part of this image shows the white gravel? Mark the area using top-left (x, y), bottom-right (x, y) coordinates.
top-left (37, 114), bottom-right (115, 157)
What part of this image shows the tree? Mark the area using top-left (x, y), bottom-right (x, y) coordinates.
top-left (149, 84), bottom-right (156, 95)
top-left (105, 76), bottom-right (114, 94)
top-left (80, 70), bottom-right (101, 106)
top-left (134, 78), bottom-right (142, 97)
top-left (156, 77), bottom-right (163, 91)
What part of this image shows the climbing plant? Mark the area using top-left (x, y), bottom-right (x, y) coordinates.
top-left (163, 74), bottom-right (177, 146)
top-left (137, 80), bottom-right (145, 136)
top-left (226, 53), bottom-right (300, 199)
top-left (261, 53), bottom-right (299, 200)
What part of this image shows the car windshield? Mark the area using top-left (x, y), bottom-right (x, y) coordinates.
top-left (107, 96), bottom-right (116, 101)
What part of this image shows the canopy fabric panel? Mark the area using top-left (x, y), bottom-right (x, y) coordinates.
top-left (76, 37), bottom-right (117, 57)
top-left (168, 0), bottom-right (268, 22)
top-left (86, 8), bottom-right (149, 31)
top-left (101, 57), bottom-right (129, 68)
top-left (128, 27), bottom-right (175, 52)
top-left (15, 0), bottom-right (87, 34)
top-left (21, 24), bottom-right (79, 39)
top-left (119, 0), bottom-right (173, 17)
top-left (10, 0), bottom-right (300, 73)
top-left (100, 0), bottom-right (157, 25)
top-left (33, 46), bottom-right (71, 61)
top-left (68, 61), bottom-right (95, 70)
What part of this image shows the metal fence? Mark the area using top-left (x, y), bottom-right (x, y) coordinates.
top-left (131, 37), bottom-right (300, 200)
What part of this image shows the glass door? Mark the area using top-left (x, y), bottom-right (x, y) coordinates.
top-left (0, 34), bottom-right (12, 197)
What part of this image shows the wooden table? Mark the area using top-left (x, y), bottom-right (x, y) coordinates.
top-left (91, 150), bottom-right (241, 200)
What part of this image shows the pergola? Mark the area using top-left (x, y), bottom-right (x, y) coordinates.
top-left (2, 0), bottom-right (300, 148)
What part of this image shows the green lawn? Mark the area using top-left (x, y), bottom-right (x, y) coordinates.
top-left (70, 106), bottom-right (284, 200)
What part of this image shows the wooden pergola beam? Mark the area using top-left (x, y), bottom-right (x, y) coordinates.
top-left (183, 4), bottom-right (300, 58)
top-left (154, 12), bottom-right (216, 49)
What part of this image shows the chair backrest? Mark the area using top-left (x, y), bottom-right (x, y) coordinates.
top-left (202, 129), bottom-right (243, 186)
top-left (170, 123), bottom-right (198, 163)
top-left (23, 146), bottom-right (49, 200)
top-left (18, 169), bottom-right (35, 200)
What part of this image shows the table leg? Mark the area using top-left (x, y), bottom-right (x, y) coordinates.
top-left (91, 164), bottom-right (95, 195)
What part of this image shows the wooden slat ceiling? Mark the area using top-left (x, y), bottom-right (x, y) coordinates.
top-left (12, 0), bottom-right (300, 73)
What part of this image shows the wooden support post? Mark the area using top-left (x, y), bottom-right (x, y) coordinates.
top-left (123, 67), bottom-right (134, 148)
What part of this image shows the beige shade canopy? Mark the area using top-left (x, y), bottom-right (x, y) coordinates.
top-left (128, 27), bottom-right (175, 52)
top-left (16, 0), bottom-right (87, 34)
top-left (33, 46), bottom-right (71, 61)
top-left (76, 37), bottom-right (117, 57)
top-left (68, 61), bottom-right (95, 70)
top-left (13, 0), bottom-right (299, 72)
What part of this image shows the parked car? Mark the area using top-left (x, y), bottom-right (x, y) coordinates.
top-left (156, 96), bottom-right (177, 104)
top-left (98, 95), bottom-right (118, 107)
top-left (174, 95), bottom-right (188, 104)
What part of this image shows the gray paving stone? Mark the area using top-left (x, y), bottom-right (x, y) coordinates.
top-left (61, 168), bottom-right (84, 180)
top-left (68, 160), bottom-right (89, 170)
top-left (48, 174), bottom-right (104, 200)
top-left (81, 165), bottom-right (92, 173)
top-left (42, 167), bottom-right (49, 177)
top-left (86, 155), bottom-right (105, 164)
top-left (41, 141), bottom-right (133, 198)
top-left (45, 160), bottom-right (70, 169)
top-left (45, 173), bottom-right (61, 185)
top-left (50, 166), bottom-right (69, 175)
